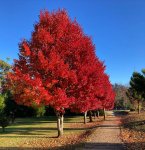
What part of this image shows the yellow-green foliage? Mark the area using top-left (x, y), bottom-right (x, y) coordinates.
top-left (0, 95), bottom-right (5, 113)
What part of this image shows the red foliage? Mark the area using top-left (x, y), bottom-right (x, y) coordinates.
top-left (96, 74), bottom-right (115, 110)
top-left (7, 9), bottom-right (115, 114)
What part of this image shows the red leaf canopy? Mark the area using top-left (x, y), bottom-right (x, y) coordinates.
top-left (7, 10), bottom-right (115, 113)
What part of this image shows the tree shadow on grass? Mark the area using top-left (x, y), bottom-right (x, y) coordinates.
top-left (14, 119), bottom-right (88, 125)
top-left (61, 142), bottom-right (126, 150)
top-left (0, 127), bottom-right (57, 136)
top-left (0, 115), bottom-right (121, 137)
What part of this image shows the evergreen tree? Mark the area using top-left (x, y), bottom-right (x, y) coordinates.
top-left (127, 69), bottom-right (145, 113)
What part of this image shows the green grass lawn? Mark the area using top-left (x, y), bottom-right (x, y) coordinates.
top-left (0, 116), bottom-right (86, 136)
top-left (0, 115), bottom-right (97, 149)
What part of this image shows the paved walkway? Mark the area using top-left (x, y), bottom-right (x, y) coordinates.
top-left (76, 111), bottom-right (125, 150)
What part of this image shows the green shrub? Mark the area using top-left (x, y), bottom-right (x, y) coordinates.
top-left (0, 115), bottom-right (9, 132)
top-left (35, 106), bottom-right (46, 117)
top-left (130, 108), bottom-right (135, 111)
top-left (114, 110), bottom-right (129, 115)
top-left (97, 110), bottom-right (104, 116)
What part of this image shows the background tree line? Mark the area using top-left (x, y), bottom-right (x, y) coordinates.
top-left (113, 83), bottom-right (131, 110)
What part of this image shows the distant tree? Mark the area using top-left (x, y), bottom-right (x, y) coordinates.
top-left (0, 59), bottom-right (11, 114)
top-left (0, 59), bottom-right (11, 88)
top-left (127, 69), bottom-right (145, 113)
top-left (0, 59), bottom-right (11, 131)
top-left (99, 74), bottom-right (115, 120)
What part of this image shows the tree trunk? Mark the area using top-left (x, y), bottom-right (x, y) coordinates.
top-left (2, 126), bottom-right (5, 132)
top-left (103, 108), bottom-right (106, 120)
top-left (97, 110), bottom-right (99, 118)
top-left (60, 114), bottom-right (64, 135)
top-left (138, 100), bottom-right (140, 114)
top-left (57, 117), bottom-right (61, 137)
top-left (56, 112), bottom-right (64, 137)
top-left (11, 114), bottom-right (16, 124)
top-left (89, 111), bottom-right (93, 122)
top-left (94, 111), bottom-right (96, 120)
top-left (84, 111), bottom-right (87, 124)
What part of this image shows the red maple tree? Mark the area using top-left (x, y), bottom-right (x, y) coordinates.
top-left (96, 73), bottom-right (115, 120)
top-left (70, 56), bottom-right (106, 122)
top-left (8, 10), bottom-right (78, 137)
top-left (7, 9), bottom-right (115, 136)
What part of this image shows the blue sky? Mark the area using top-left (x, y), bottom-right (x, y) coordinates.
top-left (0, 0), bottom-right (145, 84)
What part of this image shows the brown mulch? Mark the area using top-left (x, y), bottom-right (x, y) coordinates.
top-left (121, 128), bottom-right (145, 150)
top-left (121, 112), bottom-right (145, 150)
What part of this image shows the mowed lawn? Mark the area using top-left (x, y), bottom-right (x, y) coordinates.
top-left (0, 116), bottom-right (102, 149)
